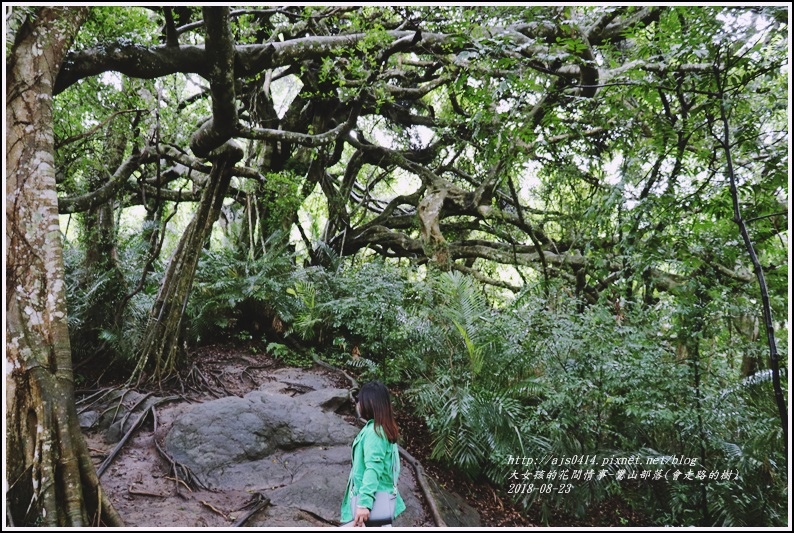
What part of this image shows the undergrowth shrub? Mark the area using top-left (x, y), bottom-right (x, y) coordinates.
top-left (64, 224), bottom-right (163, 378)
top-left (185, 252), bottom-right (788, 526)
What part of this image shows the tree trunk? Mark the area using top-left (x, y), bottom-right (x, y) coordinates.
top-left (5, 7), bottom-right (123, 526)
top-left (732, 313), bottom-right (761, 378)
top-left (72, 127), bottom-right (128, 368)
top-left (132, 144), bottom-right (243, 384)
top-left (714, 54), bottom-right (788, 460)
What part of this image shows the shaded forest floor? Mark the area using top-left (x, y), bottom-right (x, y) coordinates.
top-left (80, 340), bottom-right (649, 528)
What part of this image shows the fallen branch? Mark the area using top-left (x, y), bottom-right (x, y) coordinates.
top-left (398, 446), bottom-right (448, 527)
top-left (232, 493), bottom-right (271, 527)
top-left (200, 500), bottom-right (229, 520)
top-left (128, 486), bottom-right (168, 498)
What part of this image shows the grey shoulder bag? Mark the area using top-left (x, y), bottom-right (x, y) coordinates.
top-left (349, 443), bottom-right (398, 526)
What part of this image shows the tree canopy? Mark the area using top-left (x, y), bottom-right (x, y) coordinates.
top-left (43, 6), bottom-right (787, 295)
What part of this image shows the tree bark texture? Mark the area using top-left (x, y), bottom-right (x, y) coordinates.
top-left (5, 7), bottom-right (123, 526)
top-left (189, 7), bottom-right (238, 158)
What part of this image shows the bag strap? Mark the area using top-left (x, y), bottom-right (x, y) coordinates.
top-left (389, 443), bottom-right (398, 493)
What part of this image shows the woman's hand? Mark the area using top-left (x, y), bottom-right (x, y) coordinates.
top-left (353, 506), bottom-right (370, 526)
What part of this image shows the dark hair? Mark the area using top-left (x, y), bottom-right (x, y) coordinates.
top-left (357, 381), bottom-right (400, 443)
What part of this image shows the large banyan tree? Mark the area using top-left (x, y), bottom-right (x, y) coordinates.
top-left (5, 5), bottom-right (788, 526)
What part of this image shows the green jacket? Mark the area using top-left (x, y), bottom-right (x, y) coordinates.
top-left (340, 420), bottom-right (406, 523)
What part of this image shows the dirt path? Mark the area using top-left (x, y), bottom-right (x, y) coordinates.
top-left (81, 345), bottom-right (436, 528)
top-left (82, 343), bottom-right (639, 528)
top-left (81, 347), bottom-right (290, 527)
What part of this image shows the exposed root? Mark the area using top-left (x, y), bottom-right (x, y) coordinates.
top-left (208, 368), bottom-right (235, 397)
top-left (151, 404), bottom-right (209, 493)
top-left (116, 392), bottom-right (155, 436)
top-left (75, 387), bottom-right (117, 414)
top-left (78, 354), bottom-right (450, 527)
top-left (281, 380), bottom-right (315, 394)
top-left (164, 476), bottom-right (193, 493)
top-left (312, 355), bottom-right (359, 387)
top-left (100, 388), bottom-right (132, 429)
top-left (97, 395), bottom-right (179, 478)
top-left (183, 363), bottom-right (226, 399)
top-left (240, 368), bottom-right (258, 385)
top-left (299, 507), bottom-right (338, 526)
top-left (91, 492), bottom-right (102, 526)
top-left (97, 407), bottom-right (151, 478)
top-left (241, 363), bottom-right (273, 377)
top-left (311, 354), bottom-right (360, 404)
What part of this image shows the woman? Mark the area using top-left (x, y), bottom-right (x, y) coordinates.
top-left (340, 381), bottom-right (406, 527)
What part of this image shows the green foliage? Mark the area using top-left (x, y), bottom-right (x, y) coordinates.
top-left (410, 373), bottom-right (527, 478)
top-left (286, 280), bottom-right (322, 340)
top-left (399, 276), bottom-right (786, 526)
top-left (46, 5), bottom-right (788, 527)
top-left (186, 232), bottom-right (298, 344)
top-left (266, 342), bottom-right (315, 368)
top-left (261, 172), bottom-right (303, 233)
top-left (403, 272), bottom-right (537, 482)
top-left (292, 258), bottom-right (424, 383)
top-left (5, 6), bottom-right (37, 51)
top-left (77, 7), bottom-right (160, 47)
top-left (63, 221), bottom-right (163, 374)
